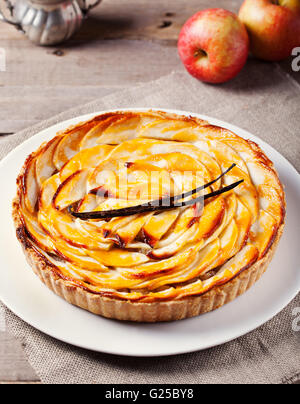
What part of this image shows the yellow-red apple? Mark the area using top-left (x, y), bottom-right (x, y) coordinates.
top-left (178, 9), bottom-right (249, 84)
top-left (239, 0), bottom-right (300, 61)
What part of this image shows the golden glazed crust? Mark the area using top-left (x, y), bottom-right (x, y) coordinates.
top-left (13, 110), bottom-right (286, 322)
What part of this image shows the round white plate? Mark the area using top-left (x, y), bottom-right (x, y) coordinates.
top-left (0, 109), bottom-right (299, 357)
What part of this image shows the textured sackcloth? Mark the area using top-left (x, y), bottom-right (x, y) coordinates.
top-left (0, 65), bottom-right (299, 384)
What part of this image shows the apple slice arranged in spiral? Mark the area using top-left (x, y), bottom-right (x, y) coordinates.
top-left (60, 145), bottom-right (113, 182)
top-left (142, 210), bottom-right (180, 247)
top-left (122, 244), bottom-right (198, 280)
top-left (147, 239), bottom-right (220, 290)
top-left (177, 244), bottom-right (259, 299)
top-left (138, 118), bottom-right (207, 141)
top-left (35, 136), bottom-right (62, 187)
top-left (22, 155), bottom-right (39, 214)
top-left (80, 114), bottom-right (141, 149)
top-left (250, 210), bottom-right (278, 258)
top-left (53, 169), bottom-right (91, 211)
top-left (53, 124), bottom-right (95, 170)
top-left (112, 213), bottom-right (154, 247)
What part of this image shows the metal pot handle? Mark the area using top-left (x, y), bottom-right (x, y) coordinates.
top-left (0, 0), bottom-right (23, 31)
top-left (80, 0), bottom-right (101, 16)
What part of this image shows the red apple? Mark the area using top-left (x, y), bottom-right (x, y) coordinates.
top-left (239, 0), bottom-right (300, 62)
top-left (178, 9), bottom-right (249, 84)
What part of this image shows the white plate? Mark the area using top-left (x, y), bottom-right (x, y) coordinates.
top-left (0, 109), bottom-right (299, 357)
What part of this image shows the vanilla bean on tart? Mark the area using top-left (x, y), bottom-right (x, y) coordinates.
top-left (68, 165), bottom-right (244, 220)
top-left (13, 110), bottom-right (285, 322)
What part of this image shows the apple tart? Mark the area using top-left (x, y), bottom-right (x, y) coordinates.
top-left (13, 111), bottom-right (285, 322)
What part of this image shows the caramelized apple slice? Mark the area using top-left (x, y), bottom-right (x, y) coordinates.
top-left (125, 167), bottom-right (175, 201)
top-left (53, 236), bottom-right (94, 258)
top-left (258, 185), bottom-right (285, 225)
top-left (138, 119), bottom-right (198, 141)
top-left (149, 222), bottom-right (198, 260)
top-left (223, 165), bottom-right (259, 224)
top-left (87, 248), bottom-right (149, 267)
top-left (155, 206), bottom-right (199, 249)
top-left (87, 158), bottom-right (125, 197)
top-left (129, 152), bottom-right (207, 196)
top-left (114, 213), bottom-right (154, 247)
top-left (140, 142), bottom-right (222, 191)
top-left (214, 219), bottom-right (239, 267)
top-left (106, 138), bottom-right (159, 161)
top-left (38, 177), bottom-right (111, 250)
top-left (53, 126), bottom-right (93, 170)
top-left (199, 194), bottom-right (237, 250)
top-left (210, 243), bottom-right (259, 280)
top-left (234, 198), bottom-right (252, 250)
top-left (195, 197), bottom-right (226, 241)
top-left (97, 115), bottom-right (141, 144)
top-left (47, 260), bottom-right (87, 282)
top-left (148, 239), bottom-right (220, 290)
top-left (55, 263), bottom-right (150, 292)
top-left (23, 155), bottom-right (39, 213)
top-left (247, 160), bottom-right (284, 198)
top-left (101, 215), bottom-right (139, 236)
top-left (39, 173), bottom-right (61, 210)
top-left (122, 245), bottom-right (198, 279)
top-left (177, 244), bottom-right (259, 298)
top-left (50, 211), bottom-right (113, 250)
top-left (171, 171), bottom-right (206, 197)
top-left (250, 210), bottom-right (278, 258)
top-left (200, 127), bottom-right (284, 200)
top-left (80, 115), bottom-right (125, 150)
top-left (134, 152), bottom-right (202, 172)
top-left (35, 136), bottom-right (62, 186)
top-left (68, 268), bottom-right (149, 290)
top-left (54, 243), bottom-right (109, 272)
top-left (88, 156), bottom-right (175, 201)
top-left (60, 145), bottom-right (113, 182)
top-left (92, 197), bottom-right (151, 213)
top-left (77, 194), bottom-right (100, 213)
top-left (195, 137), bottom-right (249, 175)
top-left (224, 137), bottom-right (284, 198)
top-left (20, 205), bottom-right (55, 252)
top-left (74, 220), bottom-right (113, 250)
top-left (142, 210), bottom-right (180, 247)
top-left (54, 170), bottom-right (90, 211)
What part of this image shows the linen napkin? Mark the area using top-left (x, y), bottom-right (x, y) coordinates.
top-left (0, 64), bottom-right (299, 384)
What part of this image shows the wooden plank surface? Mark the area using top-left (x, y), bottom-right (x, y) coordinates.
top-left (0, 0), bottom-right (299, 384)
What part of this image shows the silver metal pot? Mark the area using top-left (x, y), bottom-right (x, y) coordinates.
top-left (0, 0), bottom-right (101, 46)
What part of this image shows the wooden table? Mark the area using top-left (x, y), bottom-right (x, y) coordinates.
top-left (0, 0), bottom-right (299, 384)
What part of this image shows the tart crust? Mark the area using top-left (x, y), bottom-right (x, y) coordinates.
top-left (13, 198), bottom-right (284, 322)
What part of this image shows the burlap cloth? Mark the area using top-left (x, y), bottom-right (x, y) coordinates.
top-left (0, 66), bottom-right (299, 384)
